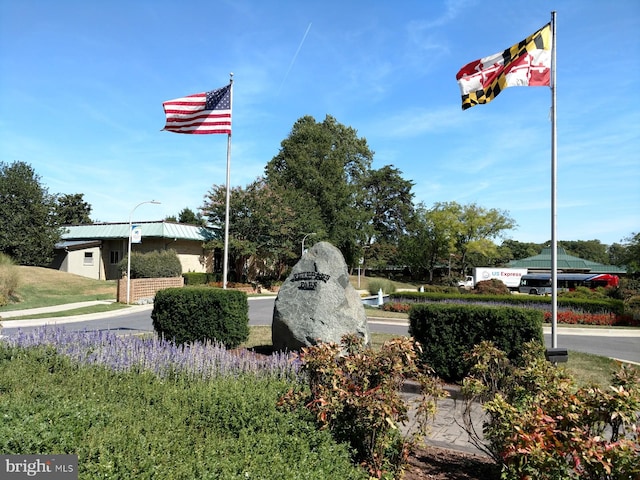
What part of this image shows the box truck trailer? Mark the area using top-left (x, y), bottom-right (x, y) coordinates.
top-left (458, 267), bottom-right (528, 290)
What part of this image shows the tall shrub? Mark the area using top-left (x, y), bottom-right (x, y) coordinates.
top-left (118, 249), bottom-right (182, 279)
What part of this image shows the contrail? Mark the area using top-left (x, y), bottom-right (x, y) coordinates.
top-left (278, 23), bottom-right (312, 95)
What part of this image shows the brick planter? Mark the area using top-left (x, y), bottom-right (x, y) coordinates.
top-left (117, 277), bottom-right (184, 304)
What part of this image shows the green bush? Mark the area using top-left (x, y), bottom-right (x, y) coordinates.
top-left (0, 344), bottom-right (366, 479)
top-left (118, 249), bottom-right (182, 279)
top-left (0, 252), bottom-right (19, 306)
top-left (367, 279), bottom-right (396, 295)
top-left (182, 272), bottom-right (219, 285)
top-left (409, 303), bottom-right (544, 382)
top-left (279, 334), bottom-right (446, 479)
top-left (152, 287), bottom-right (250, 348)
top-left (474, 278), bottom-right (510, 295)
top-left (462, 341), bottom-right (640, 479)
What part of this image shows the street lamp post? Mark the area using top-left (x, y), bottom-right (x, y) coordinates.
top-left (127, 200), bottom-right (161, 304)
top-left (301, 232), bottom-right (316, 256)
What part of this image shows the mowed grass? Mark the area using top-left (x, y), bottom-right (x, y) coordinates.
top-left (0, 266), bottom-right (117, 312)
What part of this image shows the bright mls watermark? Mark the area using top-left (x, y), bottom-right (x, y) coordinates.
top-left (1, 455), bottom-right (77, 479)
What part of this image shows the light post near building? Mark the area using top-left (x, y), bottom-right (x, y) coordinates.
top-left (126, 200), bottom-right (161, 304)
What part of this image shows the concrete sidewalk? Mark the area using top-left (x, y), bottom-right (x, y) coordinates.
top-left (0, 301), bottom-right (154, 328)
top-left (401, 382), bottom-right (488, 456)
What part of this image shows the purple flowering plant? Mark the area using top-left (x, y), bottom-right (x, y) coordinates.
top-left (3, 327), bottom-right (300, 381)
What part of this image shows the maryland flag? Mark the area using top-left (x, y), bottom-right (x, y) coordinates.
top-left (456, 23), bottom-right (552, 110)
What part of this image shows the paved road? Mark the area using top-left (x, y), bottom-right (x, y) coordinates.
top-left (3, 297), bottom-right (639, 364)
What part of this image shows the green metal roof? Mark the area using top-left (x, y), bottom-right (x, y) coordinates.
top-left (61, 222), bottom-right (216, 242)
top-left (508, 247), bottom-right (626, 274)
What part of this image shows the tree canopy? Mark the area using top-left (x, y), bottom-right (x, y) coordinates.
top-left (0, 161), bottom-right (61, 266)
top-left (54, 193), bottom-right (93, 225)
top-left (264, 115), bottom-right (374, 266)
top-left (165, 207), bottom-right (206, 226)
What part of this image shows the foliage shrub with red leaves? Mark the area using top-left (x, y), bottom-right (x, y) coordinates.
top-left (462, 341), bottom-right (640, 480)
top-left (278, 334), bottom-right (446, 479)
top-left (381, 302), bottom-right (412, 313)
top-left (543, 310), bottom-right (640, 327)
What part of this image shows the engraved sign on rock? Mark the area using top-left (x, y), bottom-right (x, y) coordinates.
top-left (272, 241), bottom-right (370, 351)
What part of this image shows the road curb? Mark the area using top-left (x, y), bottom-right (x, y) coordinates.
top-left (1, 304), bottom-right (154, 328)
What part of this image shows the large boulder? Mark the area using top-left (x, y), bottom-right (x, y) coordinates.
top-left (272, 241), bottom-right (370, 351)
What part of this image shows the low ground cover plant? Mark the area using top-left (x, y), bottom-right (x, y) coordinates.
top-left (0, 328), bottom-right (366, 479)
top-left (278, 334), bottom-right (446, 479)
top-left (462, 341), bottom-right (640, 479)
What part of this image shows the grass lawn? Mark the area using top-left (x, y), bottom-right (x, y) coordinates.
top-left (5, 302), bottom-right (131, 319)
top-left (0, 266), bottom-right (116, 311)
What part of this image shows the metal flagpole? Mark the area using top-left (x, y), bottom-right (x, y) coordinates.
top-left (222, 73), bottom-right (234, 289)
top-left (550, 11), bottom-right (558, 348)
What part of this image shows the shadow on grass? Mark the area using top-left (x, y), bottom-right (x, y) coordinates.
top-left (248, 344), bottom-right (276, 356)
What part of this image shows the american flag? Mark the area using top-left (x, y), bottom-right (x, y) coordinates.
top-left (162, 84), bottom-right (232, 134)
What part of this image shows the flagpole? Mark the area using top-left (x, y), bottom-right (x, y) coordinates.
top-left (550, 11), bottom-right (558, 348)
top-left (222, 72), bottom-right (234, 289)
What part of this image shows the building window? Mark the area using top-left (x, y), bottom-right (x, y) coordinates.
top-left (84, 252), bottom-right (94, 266)
top-left (110, 251), bottom-right (120, 264)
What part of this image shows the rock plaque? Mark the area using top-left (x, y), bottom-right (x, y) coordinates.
top-left (272, 241), bottom-right (370, 351)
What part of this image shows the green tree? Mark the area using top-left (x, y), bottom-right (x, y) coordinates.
top-left (202, 178), bottom-right (307, 281)
top-left (361, 165), bottom-right (415, 270)
top-left (559, 239), bottom-right (609, 264)
top-left (265, 115), bottom-right (374, 267)
top-left (608, 242), bottom-right (628, 268)
top-left (399, 202), bottom-right (457, 282)
top-left (54, 193), bottom-right (93, 225)
top-left (166, 208), bottom-right (205, 226)
top-left (454, 202), bottom-right (516, 274)
top-left (362, 165), bottom-right (414, 243)
top-left (498, 239), bottom-right (542, 262)
top-left (179, 207), bottom-right (205, 226)
top-left (0, 161), bottom-right (60, 266)
top-left (611, 232), bottom-right (640, 275)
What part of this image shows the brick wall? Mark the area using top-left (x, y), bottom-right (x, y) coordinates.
top-left (117, 277), bottom-right (184, 303)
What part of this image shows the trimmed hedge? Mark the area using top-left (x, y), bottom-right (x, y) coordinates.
top-left (182, 272), bottom-right (220, 285)
top-left (152, 287), bottom-right (250, 348)
top-left (392, 291), bottom-right (625, 315)
top-left (409, 303), bottom-right (544, 382)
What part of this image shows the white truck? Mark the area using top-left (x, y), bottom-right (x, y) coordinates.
top-left (458, 267), bottom-right (528, 291)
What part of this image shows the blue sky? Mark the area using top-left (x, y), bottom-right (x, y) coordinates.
top-left (1, 0), bottom-right (638, 246)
